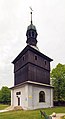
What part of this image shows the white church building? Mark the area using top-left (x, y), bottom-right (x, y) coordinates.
top-left (11, 11), bottom-right (53, 110)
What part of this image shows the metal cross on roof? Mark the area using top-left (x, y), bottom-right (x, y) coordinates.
top-left (29, 7), bottom-right (33, 24)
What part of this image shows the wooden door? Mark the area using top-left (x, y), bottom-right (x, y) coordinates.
top-left (18, 97), bottom-right (20, 106)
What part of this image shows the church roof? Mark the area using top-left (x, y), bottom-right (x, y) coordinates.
top-left (27, 9), bottom-right (36, 31)
top-left (27, 23), bottom-right (36, 31)
top-left (12, 45), bottom-right (53, 64)
top-left (10, 81), bottom-right (54, 89)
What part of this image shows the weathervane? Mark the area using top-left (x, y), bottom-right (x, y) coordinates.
top-left (29, 7), bottom-right (33, 24)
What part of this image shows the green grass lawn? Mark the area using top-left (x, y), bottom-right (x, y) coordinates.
top-left (0, 104), bottom-right (9, 110)
top-left (0, 106), bottom-right (65, 119)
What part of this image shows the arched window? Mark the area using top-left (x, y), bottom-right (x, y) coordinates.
top-left (29, 32), bottom-right (31, 37)
top-left (32, 31), bottom-right (34, 37)
top-left (39, 91), bottom-right (45, 102)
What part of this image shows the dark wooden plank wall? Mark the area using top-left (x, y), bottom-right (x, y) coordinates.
top-left (28, 63), bottom-right (50, 84)
top-left (28, 51), bottom-right (50, 71)
top-left (14, 51), bottom-right (28, 72)
top-left (14, 64), bottom-right (28, 85)
top-left (14, 50), bottom-right (50, 85)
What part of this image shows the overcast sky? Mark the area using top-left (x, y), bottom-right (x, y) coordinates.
top-left (0, 0), bottom-right (65, 89)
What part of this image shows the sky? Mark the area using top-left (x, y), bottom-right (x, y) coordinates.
top-left (0, 0), bottom-right (65, 89)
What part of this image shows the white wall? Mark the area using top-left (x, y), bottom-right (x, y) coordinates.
top-left (28, 84), bottom-right (53, 110)
top-left (11, 84), bottom-right (29, 110)
top-left (11, 84), bottom-right (53, 110)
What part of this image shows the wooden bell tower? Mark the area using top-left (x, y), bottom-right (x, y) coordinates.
top-left (12, 10), bottom-right (53, 86)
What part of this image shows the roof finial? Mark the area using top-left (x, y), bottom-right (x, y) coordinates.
top-left (29, 7), bottom-right (33, 24)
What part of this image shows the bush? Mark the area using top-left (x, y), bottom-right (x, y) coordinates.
top-left (0, 86), bottom-right (11, 105)
top-left (54, 100), bottom-right (65, 106)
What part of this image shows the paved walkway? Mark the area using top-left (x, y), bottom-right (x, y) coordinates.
top-left (0, 106), bottom-right (23, 113)
top-left (0, 109), bottom-right (9, 113)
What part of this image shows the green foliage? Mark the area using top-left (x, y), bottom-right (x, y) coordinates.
top-left (0, 86), bottom-right (11, 104)
top-left (51, 63), bottom-right (65, 101)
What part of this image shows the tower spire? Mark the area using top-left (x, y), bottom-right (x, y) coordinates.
top-left (29, 7), bottom-right (33, 24)
top-left (31, 11), bottom-right (32, 24)
top-left (26, 8), bottom-right (38, 46)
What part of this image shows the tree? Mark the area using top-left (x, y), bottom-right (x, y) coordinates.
top-left (51, 63), bottom-right (65, 101)
top-left (0, 86), bottom-right (11, 104)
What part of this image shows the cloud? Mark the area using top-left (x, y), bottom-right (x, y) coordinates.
top-left (0, 0), bottom-right (65, 88)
